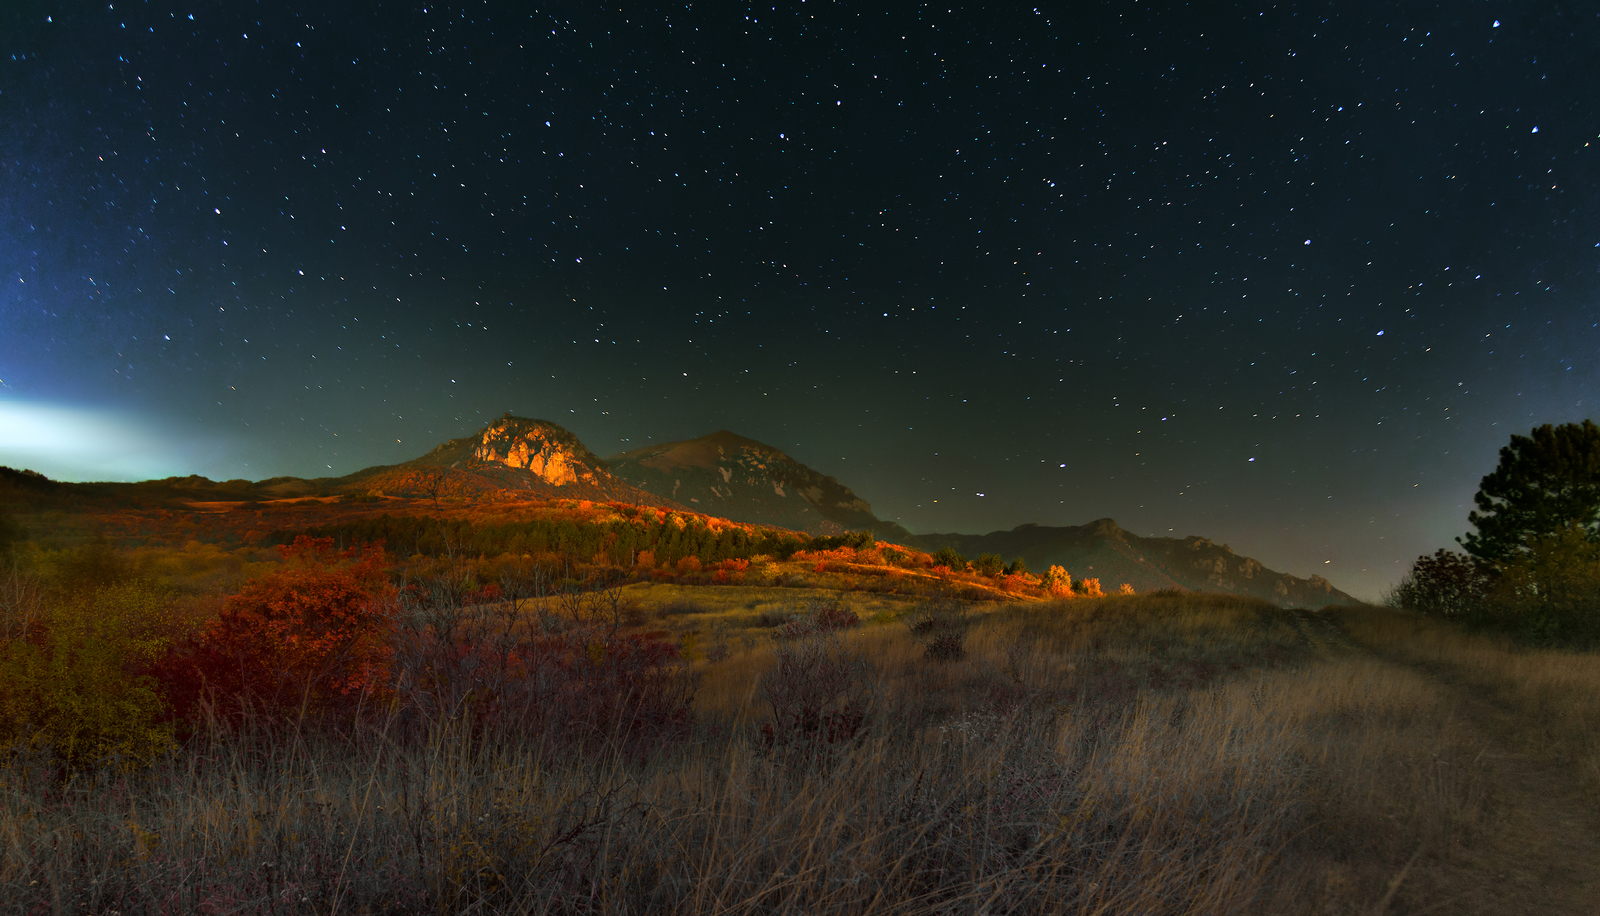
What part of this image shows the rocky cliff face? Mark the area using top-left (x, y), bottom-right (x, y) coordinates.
top-left (470, 416), bottom-right (605, 486)
top-left (341, 415), bottom-right (679, 506)
top-left (607, 431), bottom-right (913, 538)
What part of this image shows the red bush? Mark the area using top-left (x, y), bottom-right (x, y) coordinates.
top-left (153, 537), bottom-right (395, 731)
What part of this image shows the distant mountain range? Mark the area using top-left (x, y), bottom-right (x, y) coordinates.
top-left (1, 414), bottom-right (1357, 606)
top-left (905, 519), bottom-right (1353, 608)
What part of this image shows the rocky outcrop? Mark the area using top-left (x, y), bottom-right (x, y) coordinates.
top-left (342, 415), bottom-right (680, 507)
top-left (470, 416), bottom-right (604, 486)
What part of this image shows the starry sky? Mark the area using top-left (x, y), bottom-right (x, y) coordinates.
top-left (3, 2), bottom-right (1598, 600)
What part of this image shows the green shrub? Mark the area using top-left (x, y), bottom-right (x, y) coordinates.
top-left (973, 553), bottom-right (1005, 577)
top-left (1489, 524), bottom-right (1600, 645)
top-left (0, 583), bottom-right (178, 770)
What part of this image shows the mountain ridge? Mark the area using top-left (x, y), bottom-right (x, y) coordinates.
top-left (905, 519), bottom-right (1355, 608)
top-left (606, 430), bottom-right (915, 540)
top-left (3, 415), bottom-right (1358, 606)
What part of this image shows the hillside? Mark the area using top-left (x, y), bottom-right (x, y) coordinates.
top-left (906, 518), bottom-right (1357, 607)
top-left (607, 430), bottom-right (916, 540)
top-left (604, 431), bottom-right (1354, 607)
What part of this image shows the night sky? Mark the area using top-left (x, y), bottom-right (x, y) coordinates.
top-left (4, 3), bottom-right (1598, 600)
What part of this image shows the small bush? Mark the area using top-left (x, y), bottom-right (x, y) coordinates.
top-left (657, 598), bottom-right (707, 617)
top-left (1391, 549), bottom-right (1490, 620)
top-left (770, 601), bottom-right (861, 640)
top-left (754, 606), bottom-right (793, 628)
top-left (903, 597), bottom-right (973, 661)
top-left (757, 630), bottom-right (870, 758)
top-left (923, 633), bottom-right (966, 661)
top-left (389, 579), bottom-right (698, 761)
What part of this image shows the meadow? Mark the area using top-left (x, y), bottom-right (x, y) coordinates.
top-left (1, 532), bottom-right (1597, 914)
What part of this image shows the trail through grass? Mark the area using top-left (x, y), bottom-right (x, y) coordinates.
top-left (2, 591), bottom-right (1597, 913)
top-left (1328, 606), bottom-right (1600, 915)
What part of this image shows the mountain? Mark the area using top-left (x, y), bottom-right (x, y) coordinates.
top-left (606, 431), bottom-right (916, 539)
top-left (604, 430), bottom-right (1354, 606)
top-left (5, 416), bottom-right (1358, 606)
top-left (907, 519), bottom-right (1358, 607)
top-left (342, 414), bottom-right (682, 506)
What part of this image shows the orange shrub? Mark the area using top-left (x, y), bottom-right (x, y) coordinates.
top-left (1041, 565), bottom-right (1072, 597)
top-left (153, 537), bottom-right (395, 730)
top-left (1077, 577), bottom-right (1105, 598)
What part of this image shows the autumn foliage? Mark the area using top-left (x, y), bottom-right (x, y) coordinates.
top-left (0, 580), bottom-right (178, 770)
top-left (152, 536), bottom-right (395, 731)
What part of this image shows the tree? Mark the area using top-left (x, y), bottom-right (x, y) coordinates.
top-left (1040, 565), bottom-right (1072, 596)
top-left (1391, 549), bottom-right (1490, 619)
top-left (1488, 523), bottom-right (1600, 644)
top-left (973, 553), bottom-right (1005, 577)
top-left (1462, 420), bottom-right (1600, 563)
top-left (421, 466), bottom-right (450, 510)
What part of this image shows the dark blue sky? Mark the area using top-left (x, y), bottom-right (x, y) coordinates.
top-left (4, 1), bottom-right (1598, 599)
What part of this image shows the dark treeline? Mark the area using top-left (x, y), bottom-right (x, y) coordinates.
top-left (269, 512), bottom-right (875, 568)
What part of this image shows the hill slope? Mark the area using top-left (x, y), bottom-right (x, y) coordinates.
top-left (606, 431), bottom-right (916, 539)
top-left (906, 519), bottom-right (1357, 607)
top-left (603, 431), bottom-right (1353, 606)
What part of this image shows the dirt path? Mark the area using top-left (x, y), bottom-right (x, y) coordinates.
top-left (1290, 607), bottom-right (1357, 652)
top-left (1324, 617), bottom-right (1600, 915)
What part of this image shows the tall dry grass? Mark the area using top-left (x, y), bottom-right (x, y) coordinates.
top-left (1338, 604), bottom-right (1600, 789)
top-left (0, 593), bottom-right (1525, 913)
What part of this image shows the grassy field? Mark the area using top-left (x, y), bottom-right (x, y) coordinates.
top-left (2, 585), bottom-right (1597, 914)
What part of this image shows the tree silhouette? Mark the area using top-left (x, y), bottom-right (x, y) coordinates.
top-left (421, 466), bottom-right (449, 510)
top-left (1462, 420), bottom-right (1600, 563)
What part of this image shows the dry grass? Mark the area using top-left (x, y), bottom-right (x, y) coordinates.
top-left (2, 592), bottom-right (1591, 913)
top-left (1337, 604), bottom-right (1600, 790)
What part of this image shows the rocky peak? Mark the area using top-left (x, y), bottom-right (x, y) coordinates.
top-left (1086, 518), bottom-right (1127, 541)
top-left (471, 415), bottom-right (606, 486)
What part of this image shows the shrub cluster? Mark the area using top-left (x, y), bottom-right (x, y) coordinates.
top-left (2, 536), bottom-right (699, 774)
top-left (904, 597), bottom-right (973, 661)
top-left (1396, 529), bottom-right (1600, 645)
